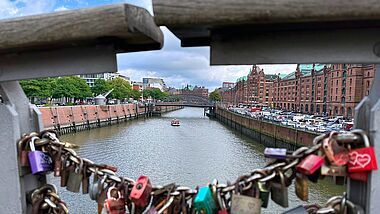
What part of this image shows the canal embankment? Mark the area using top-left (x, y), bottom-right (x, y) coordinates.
top-left (214, 107), bottom-right (318, 149)
top-left (39, 104), bottom-right (182, 134)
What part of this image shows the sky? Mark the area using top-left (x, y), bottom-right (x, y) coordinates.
top-left (0, 0), bottom-right (296, 90)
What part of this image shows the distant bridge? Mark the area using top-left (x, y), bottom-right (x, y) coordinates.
top-left (155, 102), bottom-right (214, 108)
top-left (160, 94), bottom-right (214, 108)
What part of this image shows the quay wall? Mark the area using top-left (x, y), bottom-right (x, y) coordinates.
top-left (215, 108), bottom-right (318, 149)
top-left (39, 104), bottom-right (182, 135)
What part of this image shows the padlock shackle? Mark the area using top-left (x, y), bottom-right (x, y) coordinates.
top-left (28, 136), bottom-right (39, 151)
top-left (106, 186), bottom-right (121, 199)
top-left (351, 129), bottom-right (370, 147)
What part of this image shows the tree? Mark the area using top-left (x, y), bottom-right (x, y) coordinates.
top-left (108, 77), bottom-right (132, 100)
top-left (143, 88), bottom-right (168, 101)
top-left (92, 79), bottom-right (111, 96)
top-left (131, 90), bottom-right (142, 100)
top-left (20, 78), bottom-right (54, 99)
top-left (209, 90), bottom-right (221, 102)
top-left (52, 76), bottom-right (91, 100)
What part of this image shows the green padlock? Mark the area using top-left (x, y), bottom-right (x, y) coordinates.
top-left (194, 186), bottom-right (217, 214)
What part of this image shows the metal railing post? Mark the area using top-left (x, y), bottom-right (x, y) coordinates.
top-left (349, 65), bottom-right (380, 213)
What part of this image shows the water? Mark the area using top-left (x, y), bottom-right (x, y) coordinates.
top-left (51, 107), bottom-right (344, 213)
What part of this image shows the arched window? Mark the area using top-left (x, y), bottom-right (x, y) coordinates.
top-left (341, 107), bottom-right (345, 115)
top-left (301, 104), bottom-right (304, 112)
top-left (311, 104), bottom-right (314, 113)
top-left (305, 104), bottom-right (309, 112)
top-left (316, 105), bottom-right (320, 113)
top-left (334, 106), bottom-right (339, 116)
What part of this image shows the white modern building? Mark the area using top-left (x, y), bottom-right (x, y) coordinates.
top-left (142, 77), bottom-right (167, 91)
top-left (79, 72), bottom-right (130, 87)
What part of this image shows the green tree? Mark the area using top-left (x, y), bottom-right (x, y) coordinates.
top-left (52, 76), bottom-right (91, 100)
top-left (209, 90), bottom-right (221, 102)
top-left (20, 78), bottom-right (54, 99)
top-left (92, 79), bottom-right (111, 96)
top-left (108, 77), bottom-right (132, 100)
top-left (143, 88), bottom-right (168, 100)
top-left (131, 90), bottom-right (142, 100)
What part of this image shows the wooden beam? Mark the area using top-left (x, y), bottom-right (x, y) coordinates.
top-left (0, 4), bottom-right (163, 55)
top-left (153, 0), bottom-right (380, 27)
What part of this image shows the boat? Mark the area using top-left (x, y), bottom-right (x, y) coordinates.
top-left (171, 119), bottom-right (180, 126)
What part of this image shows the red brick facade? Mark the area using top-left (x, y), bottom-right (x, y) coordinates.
top-left (221, 64), bottom-right (375, 118)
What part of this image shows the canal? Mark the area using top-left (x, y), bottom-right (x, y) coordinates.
top-left (51, 107), bottom-right (344, 213)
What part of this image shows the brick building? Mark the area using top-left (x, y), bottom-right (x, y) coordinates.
top-left (181, 85), bottom-right (209, 98)
top-left (221, 64), bottom-right (375, 118)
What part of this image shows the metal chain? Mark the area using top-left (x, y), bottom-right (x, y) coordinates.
top-left (22, 129), bottom-right (369, 213)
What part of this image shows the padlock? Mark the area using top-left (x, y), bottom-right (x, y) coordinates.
top-left (282, 205), bottom-right (308, 214)
top-left (146, 207), bottom-right (158, 214)
top-left (61, 155), bottom-right (74, 187)
top-left (295, 173), bottom-right (308, 201)
top-left (194, 186), bottom-right (217, 214)
top-left (320, 164), bottom-right (347, 185)
top-left (130, 175), bottom-right (152, 207)
top-left (257, 181), bottom-right (270, 208)
top-left (348, 130), bottom-right (378, 173)
top-left (320, 164), bottom-right (347, 177)
top-left (53, 144), bottom-right (63, 177)
top-left (18, 135), bottom-right (33, 167)
top-left (104, 187), bottom-right (126, 214)
top-left (270, 171), bottom-right (288, 208)
top-left (230, 183), bottom-right (261, 214)
top-left (264, 148), bottom-right (287, 159)
top-left (349, 172), bottom-right (368, 182)
top-left (89, 171), bottom-right (101, 201)
top-left (296, 154), bottom-right (325, 175)
top-left (66, 157), bottom-right (83, 192)
top-left (28, 136), bottom-right (53, 174)
top-left (82, 163), bottom-right (91, 194)
top-left (322, 132), bottom-right (349, 166)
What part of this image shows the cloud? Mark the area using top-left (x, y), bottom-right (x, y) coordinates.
top-left (0, 0), bottom-right (296, 90)
top-left (0, 0), bottom-right (57, 18)
top-left (54, 6), bottom-right (69, 11)
top-left (118, 27), bottom-right (296, 90)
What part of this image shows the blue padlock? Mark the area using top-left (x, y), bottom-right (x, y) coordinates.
top-left (28, 137), bottom-right (53, 174)
top-left (194, 186), bottom-right (217, 214)
top-left (264, 148), bottom-right (287, 159)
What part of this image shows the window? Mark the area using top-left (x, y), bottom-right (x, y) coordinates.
top-left (349, 87), bottom-right (352, 94)
top-left (350, 78), bottom-right (352, 85)
top-left (336, 96), bottom-right (337, 101)
top-left (336, 80), bottom-right (338, 85)
top-left (349, 96), bottom-right (351, 101)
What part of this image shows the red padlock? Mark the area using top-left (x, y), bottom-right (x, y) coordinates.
top-left (296, 154), bottom-right (325, 175)
top-left (348, 130), bottom-right (378, 173)
top-left (349, 172), bottom-right (368, 182)
top-left (104, 187), bottom-right (126, 214)
top-left (322, 132), bottom-right (349, 166)
top-left (130, 175), bottom-right (152, 207)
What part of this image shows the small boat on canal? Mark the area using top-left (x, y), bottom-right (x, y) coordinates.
top-left (171, 119), bottom-right (180, 126)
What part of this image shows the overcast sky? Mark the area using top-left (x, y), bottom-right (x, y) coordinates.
top-left (0, 0), bottom-right (296, 90)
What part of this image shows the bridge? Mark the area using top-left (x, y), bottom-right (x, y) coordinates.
top-left (161, 94), bottom-right (214, 107)
top-left (155, 102), bottom-right (214, 108)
